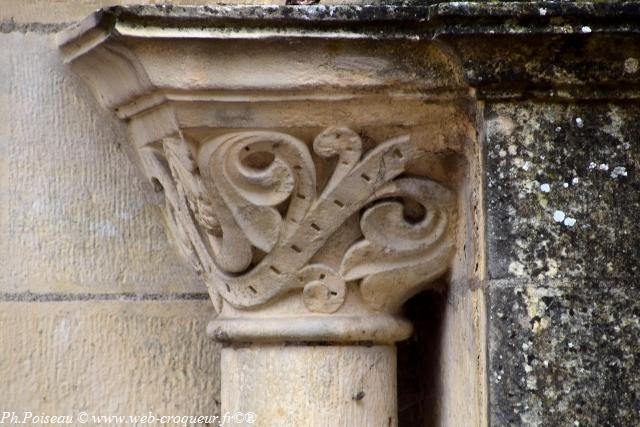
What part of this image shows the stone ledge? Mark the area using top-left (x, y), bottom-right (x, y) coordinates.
top-left (59, 3), bottom-right (640, 100)
top-left (62, 3), bottom-right (640, 41)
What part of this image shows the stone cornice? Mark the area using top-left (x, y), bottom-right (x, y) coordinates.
top-left (60, 3), bottom-right (640, 101)
top-left (59, 2), bottom-right (640, 42)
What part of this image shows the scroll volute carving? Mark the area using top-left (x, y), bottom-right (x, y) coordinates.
top-left (141, 127), bottom-right (456, 315)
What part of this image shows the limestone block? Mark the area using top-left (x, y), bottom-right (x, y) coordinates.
top-left (485, 102), bottom-right (640, 281)
top-left (0, 300), bottom-right (220, 415)
top-left (0, 32), bottom-right (202, 294)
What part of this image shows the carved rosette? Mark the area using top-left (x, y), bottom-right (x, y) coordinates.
top-left (139, 127), bottom-right (456, 342)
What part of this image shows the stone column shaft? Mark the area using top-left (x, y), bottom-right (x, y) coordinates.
top-left (222, 345), bottom-right (397, 426)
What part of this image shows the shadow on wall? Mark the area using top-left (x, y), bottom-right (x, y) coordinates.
top-left (397, 288), bottom-right (448, 427)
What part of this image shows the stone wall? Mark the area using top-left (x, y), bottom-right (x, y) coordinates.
top-left (485, 102), bottom-right (640, 426)
top-left (3, 2), bottom-right (639, 426)
top-left (0, 5), bottom-right (220, 417)
top-left (1, 4), bottom-right (485, 425)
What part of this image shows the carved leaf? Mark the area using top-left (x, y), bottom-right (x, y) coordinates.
top-left (164, 137), bottom-right (253, 273)
top-left (162, 137), bottom-right (220, 236)
top-left (340, 178), bottom-right (455, 312)
top-left (198, 132), bottom-right (316, 252)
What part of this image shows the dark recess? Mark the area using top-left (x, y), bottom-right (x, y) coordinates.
top-left (397, 289), bottom-right (447, 427)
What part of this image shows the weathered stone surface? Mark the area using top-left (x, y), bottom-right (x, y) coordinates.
top-left (485, 102), bottom-right (640, 281)
top-left (453, 34), bottom-right (640, 98)
top-left (488, 280), bottom-right (640, 426)
top-left (0, 24), bottom-right (218, 422)
top-left (0, 32), bottom-right (202, 294)
top-left (485, 101), bottom-right (640, 426)
top-left (0, 0), bottom-right (275, 28)
top-left (0, 300), bottom-right (220, 414)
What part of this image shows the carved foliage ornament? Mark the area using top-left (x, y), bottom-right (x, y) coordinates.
top-left (139, 127), bottom-right (455, 314)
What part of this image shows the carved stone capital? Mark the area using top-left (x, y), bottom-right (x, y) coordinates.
top-left (59, 5), bottom-right (465, 344)
top-left (153, 127), bottom-right (456, 343)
